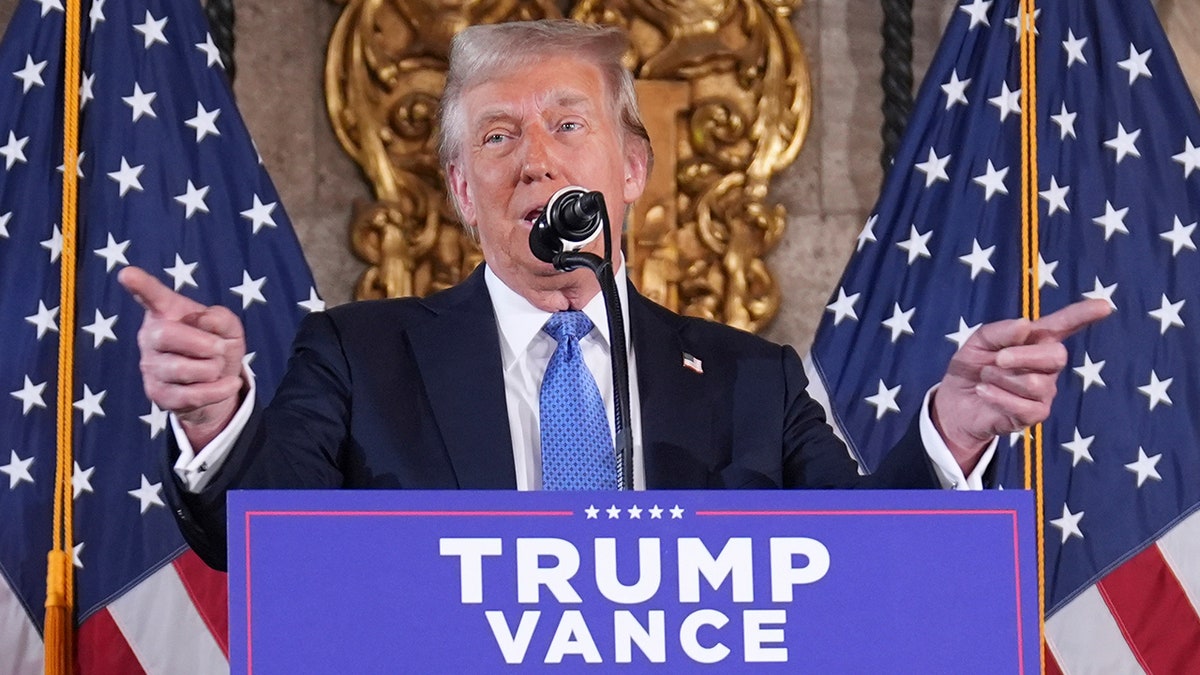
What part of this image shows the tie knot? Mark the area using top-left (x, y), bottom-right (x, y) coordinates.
top-left (543, 311), bottom-right (594, 342)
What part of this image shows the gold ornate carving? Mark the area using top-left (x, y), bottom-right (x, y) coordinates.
top-left (326, 0), bottom-right (811, 332)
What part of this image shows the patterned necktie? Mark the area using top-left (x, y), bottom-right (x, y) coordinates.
top-left (539, 311), bottom-right (619, 490)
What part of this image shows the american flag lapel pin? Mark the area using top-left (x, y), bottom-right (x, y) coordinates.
top-left (682, 352), bottom-right (703, 374)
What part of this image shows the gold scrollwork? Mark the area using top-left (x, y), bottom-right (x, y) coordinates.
top-left (326, 0), bottom-right (810, 332)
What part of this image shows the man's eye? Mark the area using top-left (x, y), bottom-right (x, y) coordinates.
top-left (559, 121), bottom-right (582, 132)
top-left (484, 133), bottom-right (507, 145)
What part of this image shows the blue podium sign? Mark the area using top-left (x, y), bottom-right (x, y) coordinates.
top-left (228, 490), bottom-right (1036, 673)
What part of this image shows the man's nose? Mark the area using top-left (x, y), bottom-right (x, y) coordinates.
top-left (520, 129), bottom-right (558, 183)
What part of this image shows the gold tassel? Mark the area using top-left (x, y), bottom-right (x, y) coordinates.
top-left (44, 550), bottom-right (74, 674)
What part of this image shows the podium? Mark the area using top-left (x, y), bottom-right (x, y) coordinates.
top-left (228, 490), bottom-right (1037, 673)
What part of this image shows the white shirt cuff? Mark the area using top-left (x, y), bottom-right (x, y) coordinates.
top-left (171, 365), bottom-right (258, 493)
top-left (919, 385), bottom-right (997, 490)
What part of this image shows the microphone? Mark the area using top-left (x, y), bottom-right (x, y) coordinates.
top-left (529, 186), bottom-right (606, 264)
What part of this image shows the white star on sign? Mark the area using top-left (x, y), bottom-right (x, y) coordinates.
top-left (298, 287), bottom-right (325, 313)
top-left (881, 303), bottom-right (916, 343)
top-left (73, 461), bottom-right (95, 498)
top-left (945, 318), bottom-right (981, 350)
top-left (1061, 428), bottom-right (1095, 467)
top-left (669, 505), bottom-right (684, 519)
top-left (958, 239), bottom-right (996, 279)
top-left (1125, 447), bottom-right (1162, 488)
top-left (606, 505), bottom-right (621, 519)
top-left (1049, 503), bottom-right (1084, 544)
top-left (825, 287), bottom-right (860, 326)
top-left (1062, 29), bottom-right (1088, 67)
top-left (107, 157), bottom-right (145, 197)
top-left (164, 254), bottom-right (199, 290)
top-left (1173, 138), bottom-right (1200, 178)
top-left (914, 148), bottom-right (951, 187)
top-left (1039, 177), bottom-right (1070, 215)
top-left (10, 376), bottom-right (47, 414)
top-left (627, 505), bottom-right (643, 519)
top-left (988, 81), bottom-right (1021, 122)
top-left (1103, 123), bottom-right (1141, 163)
top-left (856, 214), bottom-right (878, 251)
top-left (174, 180), bottom-right (210, 218)
top-left (1073, 353), bottom-right (1106, 392)
top-left (584, 505), bottom-right (599, 519)
top-left (1, 131), bottom-right (29, 169)
top-left (1082, 277), bottom-right (1118, 311)
top-left (1160, 216), bottom-right (1197, 256)
top-left (25, 300), bottom-right (59, 339)
top-left (1037, 253), bottom-right (1059, 289)
top-left (82, 309), bottom-right (118, 348)
top-left (122, 82), bottom-right (157, 122)
top-left (1050, 103), bottom-right (1077, 140)
top-left (1117, 44), bottom-right (1152, 85)
top-left (13, 56), bottom-right (48, 93)
top-left (649, 505), bottom-right (664, 519)
top-left (972, 161), bottom-right (1009, 201)
top-left (1004, 8), bottom-right (1039, 41)
top-left (865, 380), bottom-right (902, 420)
top-left (959, 0), bottom-right (992, 29)
top-left (941, 70), bottom-right (970, 109)
top-left (231, 271), bottom-right (267, 309)
top-left (185, 102), bottom-right (221, 142)
top-left (94, 233), bottom-right (131, 271)
top-left (897, 225), bottom-right (933, 264)
top-left (40, 225), bottom-right (62, 263)
top-left (139, 402), bottom-right (169, 440)
top-left (1138, 371), bottom-right (1173, 411)
top-left (128, 475), bottom-right (165, 514)
top-left (197, 33), bottom-right (223, 68)
top-left (1148, 294), bottom-right (1185, 334)
top-left (1, 451), bottom-right (34, 489)
top-left (88, 0), bottom-right (106, 31)
top-left (34, 0), bottom-right (63, 17)
top-left (1092, 201), bottom-right (1130, 241)
top-left (133, 10), bottom-right (169, 49)
top-left (240, 194), bottom-right (277, 233)
top-left (73, 385), bottom-right (107, 423)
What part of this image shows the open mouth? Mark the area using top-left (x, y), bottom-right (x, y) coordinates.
top-left (523, 208), bottom-right (544, 225)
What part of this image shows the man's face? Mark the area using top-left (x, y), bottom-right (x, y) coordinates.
top-left (447, 57), bottom-right (648, 308)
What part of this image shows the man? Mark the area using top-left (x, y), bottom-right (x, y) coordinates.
top-left (119, 20), bottom-right (1109, 571)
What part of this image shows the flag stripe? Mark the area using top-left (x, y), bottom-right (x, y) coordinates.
top-left (1157, 509), bottom-right (1200, 611)
top-left (1043, 644), bottom-right (1064, 675)
top-left (1046, 586), bottom-right (1143, 674)
top-left (0, 574), bottom-right (43, 674)
top-left (172, 549), bottom-right (229, 656)
top-left (1097, 544), bottom-right (1200, 675)
top-left (77, 608), bottom-right (147, 675)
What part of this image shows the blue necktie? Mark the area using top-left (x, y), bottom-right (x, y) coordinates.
top-left (539, 311), bottom-right (619, 490)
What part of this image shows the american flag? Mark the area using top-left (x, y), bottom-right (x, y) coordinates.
top-left (806, 0), bottom-right (1200, 671)
top-left (0, 0), bottom-right (319, 671)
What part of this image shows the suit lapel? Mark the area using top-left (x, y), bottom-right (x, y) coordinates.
top-left (408, 266), bottom-right (517, 488)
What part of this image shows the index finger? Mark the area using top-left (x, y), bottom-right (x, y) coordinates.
top-left (117, 266), bottom-right (205, 319)
top-left (1029, 298), bottom-right (1113, 343)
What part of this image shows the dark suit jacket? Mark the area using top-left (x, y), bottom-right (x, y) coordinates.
top-left (166, 265), bottom-right (939, 569)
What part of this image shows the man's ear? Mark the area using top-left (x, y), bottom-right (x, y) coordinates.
top-left (621, 140), bottom-right (650, 205)
top-left (446, 163), bottom-right (476, 226)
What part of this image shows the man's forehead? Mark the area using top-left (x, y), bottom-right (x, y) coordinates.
top-left (469, 86), bottom-right (598, 122)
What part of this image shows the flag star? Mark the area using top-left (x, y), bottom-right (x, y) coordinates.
top-left (914, 148), bottom-right (951, 187)
top-left (164, 254), bottom-right (199, 290)
top-left (1125, 448), bottom-right (1163, 488)
top-left (1160, 216), bottom-right (1197, 256)
top-left (669, 505), bottom-right (685, 519)
top-left (1137, 371), bottom-right (1173, 411)
top-left (40, 225), bottom-right (62, 262)
top-left (128, 475), bottom-right (165, 514)
top-left (10, 376), bottom-right (47, 414)
top-left (0, 211), bottom-right (9, 238)
top-left (1061, 429), bottom-right (1095, 467)
top-left (184, 102), bottom-right (221, 142)
top-left (25, 300), bottom-right (59, 339)
top-left (584, 505), bottom-right (599, 519)
top-left (856, 214), bottom-right (878, 251)
top-left (945, 318), bottom-right (981, 350)
top-left (133, 11), bottom-right (169, 49)
top-left (1, 451), bottom-right (34, 489)
top-left (82, 309), bottom-right (118, 348)
top-left (881, 303), bottom-right (916, 343)
top-left (1004, 8), bottom-right (1040, 41)
top-left (825, 287), bottom-right (861, 326)
top-left (13, 56), bottom-right (48, 93)
top-left (959, 0), bottom-right (993, 29)
top-left (79, 72), bottom-right (95, 109)
top-left (941, 70), bottom-right (971, 109)
top-left (1148, 294), bottom-right (1185, 334)
top-left (1082, 277), bottom-right (1118, 311)
top-left (1173, 138), bottom-right (1200, 178)
top-left (1049, 503), bottom-right (1084, 544)
top-left (1037, 254), bottom-right (1059, 289)
top-left (1091, 201), bottom-right (1130, 241)
top-left (94, 233), bottom-right (131, 272)
top-left (73, 542), bottom-right (84, 569)
top-left (1, 131), bottom-right (30, 169)
top-left (1062, 29), bottom-right (1088, 67)
top-left (897, 225), bottom-right (933, 264)
top-left (1117, 44), bottom-right (1152, 85)
top-left (139, 402), bottom-right (169, 440)
top-left (196, 33), bottom-right (223, 68)
top-left (1039, 177), bottom-right (1070, 215)
top-left (107, 157), bottom-right (145, 197)
top-left (34, 0), bottom-right (64, 16)
top-left (606, 505), bottom-right (621, 519)
top-left (56, 151), bottom-right (85, 178)
top-left (865, 380), bottom-right (902, 419)
top-left (1050, 103), bottom-right (1077, 140)
top-left (1073, 353), bottom-right (1106, 392)
top-left (240, 195), bottom-right (277, 234)
top-left (972, 161), bottom-right (1009, 201)
top-left (73, 385), bottom-right (107, 423)
top-left (649, 505), bottom-right (664, 519)
top-left (988, 81), bottom-right (1021, 122)
top-left (72, 461), bottom-right (95, 498)
top-left (243, 352), bottom-right (257, 369)
top-left (1103, 123), bottom-right (1141, 163)
top-left (231, 271), bottom-right (268, 309)
top-left (122, 83), bottom-right (157, 122)
top-left (958, 239), bottom-right (996, 279)
top-left (88, 0), bottom-right (106, 31)
top-left (628, 505), bottom-right (643, 519)
top-left (1009, 430), bottom-right (1025, 448)
top-left (298, 287), bottom-right (325, 313)
top-left (174, 180), bottom-right (211, 218)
